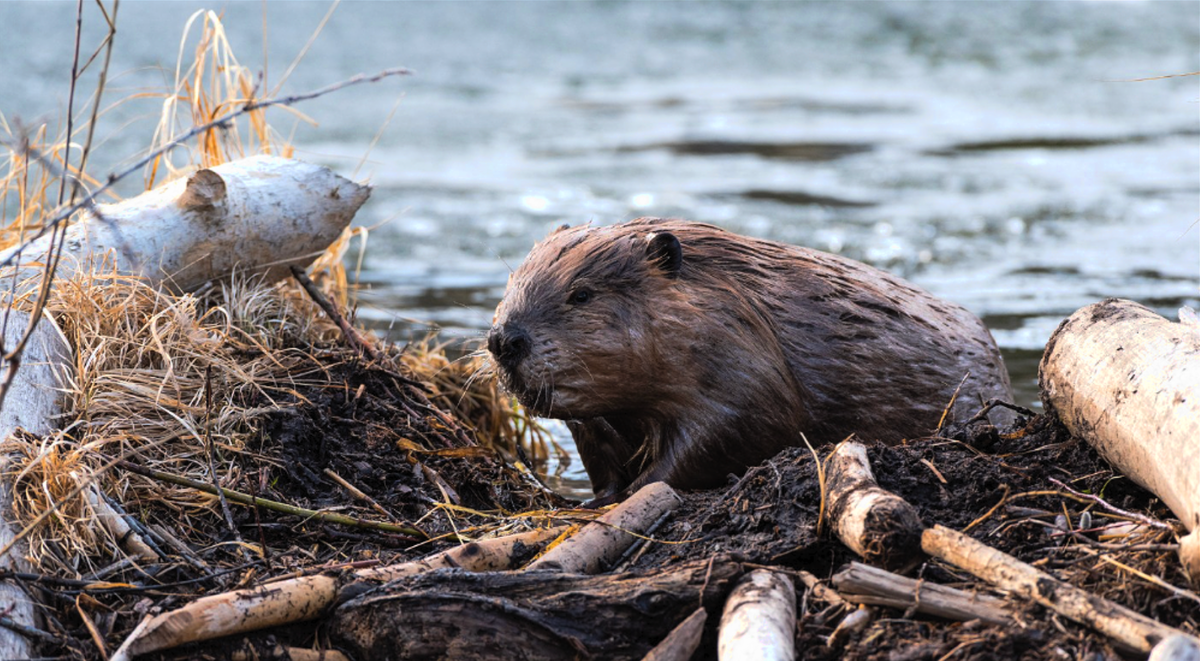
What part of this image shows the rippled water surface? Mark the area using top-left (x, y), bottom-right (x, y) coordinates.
top-left (3, 1), bottom-right (1198, 495)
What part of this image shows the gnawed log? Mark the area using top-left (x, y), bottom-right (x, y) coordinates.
top-left (108, 527), bottom-right (564, 660)
top-left (641, 607), bottom-right (707, 661)
top-left (331, 556), bottom-right (742, 661)
top-left (826, 440), bottom-right (924, 571)
top-left (528, 481), bottom-right (681, 573)
top-left (831, 561), bottom-right (1013, 625)
top-left (1039, 298), bottom-right (1200, 581)
top-left (1, 155), bottom-right (370, 293)
top-left (717, 569), bottom-right (796, 661)
top-left (923, 524), bottom-right (1200, 653)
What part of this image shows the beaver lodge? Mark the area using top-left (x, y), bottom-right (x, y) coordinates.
top-left (0, 8), bottom-right (1197, 661)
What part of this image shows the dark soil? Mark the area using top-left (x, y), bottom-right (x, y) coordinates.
top-left (41, 346), bottom-right (1194, 661)
top-left (623, 412), bottom-right (1196, 660)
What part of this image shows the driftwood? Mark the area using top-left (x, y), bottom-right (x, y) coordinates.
top-left (1039, 298), bottom-right (1200, 581)
top-left (528, 481), bottom-right (681, 573)
top-left (923, 524), bottom-right (1200, 653)
top-left (831, 561), bottom-right (1013, 625)
top-left (1, 155), bottom-right (369, 292)
top-left (1151, 634), bottom-right (1200, 661)
top-left (641, 607), bottom-right (707, 661)
top-left (109, 527), bottom-right (564, 660)
top-left (825, 440), bottom-right (924, 571)
top-left (331, 556), bottom-right (742, 661)
top-left (717, 569), bottom-right (796, 661)
top-left (0, 311), bottom-right (71, 658)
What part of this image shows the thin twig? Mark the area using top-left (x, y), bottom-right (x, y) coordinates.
top-left (1048, 478), bottom-right (1174, 531)
top-left (115, 460), bottom-right (429, 539)
top-left (290, 265), bottom-right (377, 361)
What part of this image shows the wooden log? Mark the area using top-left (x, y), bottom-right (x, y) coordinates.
top-left (528, 481), bottom-right (681, 574)
top-left (0, 311), bottom-right (71, 659)
top-left (831, 561), bottom-right (1013, 625)
top-left (1039, 298), bottom-right (1200, 580)
top-left (825, 440), bottom-right (924, 571)
top-left (109, 527), bottom-right (564, 660)
top-left (922, 524), bottom-right (1200, 653)
top-left (641, 607), bottom-right (707, 661)
top-left (331, 557), bottom-right (742, 661)
top-left (1, 155), bottom-right (370, 292)
top-left (717, 569), bottom-right (796, 661)
top-left (1151, 634), bottom-right (1200, 661)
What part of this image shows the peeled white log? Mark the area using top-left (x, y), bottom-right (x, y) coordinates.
top-left (527, 481), bottom-right (681, 574)
top-left (826, 440), bottom-right (924, 571)
top-left (0, 311), bottom-right (71, 659)
top-left (1039, 298), bottom-right (1200, 581)
top-left (1151, 634), bottom-right (1200, 661)
top-left (717, 569), bottom-right (796, 661)
top-left (2, 155), bottom-right (370, 292)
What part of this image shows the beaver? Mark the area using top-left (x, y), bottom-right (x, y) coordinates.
top-left (488, 218), bottom-right (1012, 506)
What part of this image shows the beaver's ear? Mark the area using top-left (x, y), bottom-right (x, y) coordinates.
top-left (646, 231), bottom-right (682, 279)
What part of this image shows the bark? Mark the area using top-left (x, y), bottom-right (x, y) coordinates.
top-left (641, 607), bottom-right (707, 661)
top-left (1039, 298), bottom-right (1200, 580)
top-left (717, 569), bottom-right (796, 661)
top-left (831, 561), bottom-right (1013, 625)
top-left (528, 481), bottom-right (681, 574)
top-left (331, 557), bottom-right (742, 661)
top-left (109, 527), bottom-right (563, 660)
top-left (825, 440), bottom-right (924, 571)
top-left (922, 524), bottom-right (1199, 653)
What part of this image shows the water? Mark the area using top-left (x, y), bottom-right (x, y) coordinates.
top-left (3, 2), bottom-right (1198, 496)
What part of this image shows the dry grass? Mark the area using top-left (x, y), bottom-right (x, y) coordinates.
top-left (0, 8), bottom-right (551, 577)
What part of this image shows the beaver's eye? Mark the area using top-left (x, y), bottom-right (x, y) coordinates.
top-left (568, 288), bottom-right (593, 305)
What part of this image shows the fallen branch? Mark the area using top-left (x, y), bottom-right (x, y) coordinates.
top-left (825, 440), bottom-right (924, 570)
top-left (922, 524), bottom-right (1199, 653)
top-left (332, 556), bottom-right (741, 661)
top-left (110, 526), bottom-right (565, 659)
top-left (831, 561), bottom-right (1013, 625)
top-left (717, 569), bottom-right (796, 661)
top-left (528, 481), bottom-right (681, 574)
top-left (1039, 298), bottom-right (1200, 581)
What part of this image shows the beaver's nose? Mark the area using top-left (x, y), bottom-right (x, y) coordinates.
top-left (487, 323), bottom-right (532, 369)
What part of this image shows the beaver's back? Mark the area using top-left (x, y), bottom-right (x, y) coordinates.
top-left (636, 218), bottom-right (1012, 443)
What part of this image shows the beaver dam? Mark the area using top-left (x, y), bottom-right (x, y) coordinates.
top-left (2, 271), bottom-right (1198, 661)
top-left (2, 8), bottom-right (1198, 661)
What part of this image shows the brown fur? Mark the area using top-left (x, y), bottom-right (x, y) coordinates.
top-left (489, 218), bottom-right (1012, 505)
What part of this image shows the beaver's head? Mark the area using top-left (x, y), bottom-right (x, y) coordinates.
top-left (488, 223), bottom-right (687, 419)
